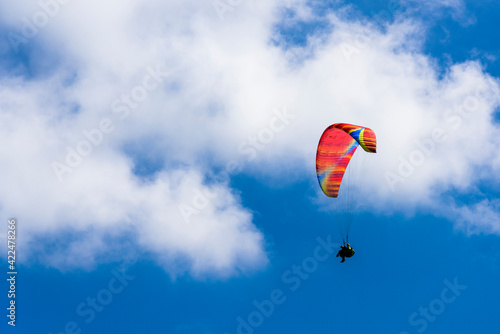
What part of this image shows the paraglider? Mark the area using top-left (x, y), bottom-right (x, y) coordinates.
top-left (336, 243), bottom-right (355, 263)
top-left (316, 123), bottom-right (377, 262)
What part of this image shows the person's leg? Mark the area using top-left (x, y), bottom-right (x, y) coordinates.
top-left (340, 256), bottom-right (345, 263)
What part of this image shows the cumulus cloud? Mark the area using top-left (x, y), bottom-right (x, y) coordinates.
top-left (0, 75), bottom-right (266, 277)
top-left (0, 0), bottom-right (499, 276)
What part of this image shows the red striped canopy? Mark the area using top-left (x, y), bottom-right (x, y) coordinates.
top-left (316, 123), bottom-right (376, 198)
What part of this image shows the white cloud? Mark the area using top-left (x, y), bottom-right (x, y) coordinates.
top-left (401, 0), bottom-right (476, 26)
top-left (0, 72), bottom-right (267, 277)
top-left (0, 0), bottom-right (499, 276)
top-left (452, 199), bottom-right (500, 235)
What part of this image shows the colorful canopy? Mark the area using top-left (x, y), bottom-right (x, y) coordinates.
top-left (316, 123), bottom-right (377, 198)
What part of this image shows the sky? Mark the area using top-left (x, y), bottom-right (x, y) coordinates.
top-left (0, 0), bottom-right (499, 333)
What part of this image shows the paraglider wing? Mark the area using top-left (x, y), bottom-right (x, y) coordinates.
top-left (316, 123), bottom-right (376, 198)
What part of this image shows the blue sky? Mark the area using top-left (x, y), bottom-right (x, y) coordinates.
top-left (1, 0), bottom-right (500, 333)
